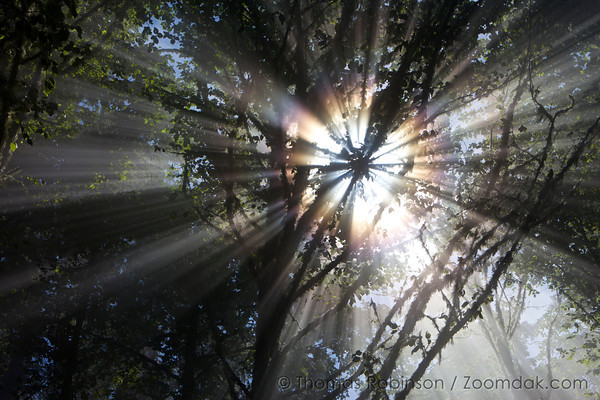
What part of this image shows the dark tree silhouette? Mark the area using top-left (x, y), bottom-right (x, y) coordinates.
top-left (1, 0), bottom-right (599, 399)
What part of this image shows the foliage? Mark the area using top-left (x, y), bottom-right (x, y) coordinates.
top-left (1, 0), bottom-right (599, 400)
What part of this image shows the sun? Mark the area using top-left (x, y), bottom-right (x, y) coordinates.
top-left (285, 96), bottom-right (426, 244)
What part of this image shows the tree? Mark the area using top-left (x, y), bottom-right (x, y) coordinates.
top-left (154, 0), bottom-right (600, 399)
top-left (0, 0), bottom-right (84, 182)
top-left (1, 0), bottom-right (599, 399)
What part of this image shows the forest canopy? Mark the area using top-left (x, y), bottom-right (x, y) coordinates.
top-left (1, 0), bottom-right (600, 399)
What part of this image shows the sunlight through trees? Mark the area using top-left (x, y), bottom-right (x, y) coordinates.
top-left (1, 1), bottom-right (600, 399)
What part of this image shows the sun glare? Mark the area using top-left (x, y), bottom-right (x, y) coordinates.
top-left (286, 94), bottom-right (431, 244)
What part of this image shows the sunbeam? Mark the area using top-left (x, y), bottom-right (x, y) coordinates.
top-left (1, 1), bottom-right (600, 400)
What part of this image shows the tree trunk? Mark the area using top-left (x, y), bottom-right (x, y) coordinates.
top-left (180, 305), bottom-right (199, 400)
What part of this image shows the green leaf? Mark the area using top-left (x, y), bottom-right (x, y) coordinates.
top-left (44, 77), bottom-right (56, 96)
top-left (10, 142), bottom-right (16, 152)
